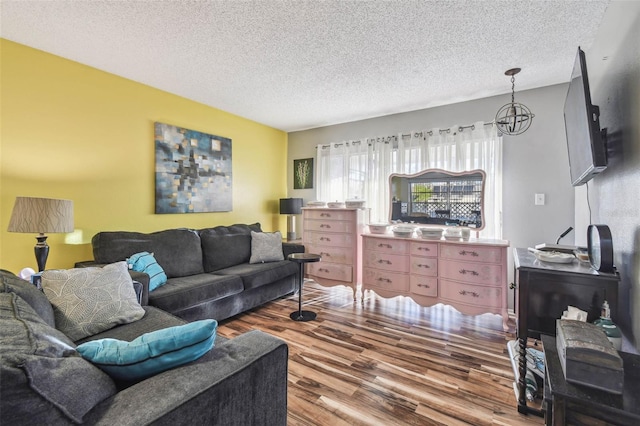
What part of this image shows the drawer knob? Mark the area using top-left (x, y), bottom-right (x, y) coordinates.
top-left (318, 268), bottom-right (330, 273)
top-left (459, 269), bottom-right (479, 276)
top-left (459, 250), bottom-right (479, 257)
top-left (417, 283), bottom-right (431, 288)
top-left (377, 259), bottom-right (392, 265)
top-left (320, 236), bottom-right (331, 241)
top-left (320, 213), bottom-right (331, 217)
top-left (320, 252), bottom-right (331, 257)
top-left (320, 224), bottom-right (331, 228)
top-left (418, 247), bottom-right (431, 251)
top-left (459, 290), bottom-right (480, 297)
top-left (377, 277), bottom-right (392, 283)
top-left (417, 264), bottom-right (430, 269)
top-left (378, 243), bottom-right (392, 249)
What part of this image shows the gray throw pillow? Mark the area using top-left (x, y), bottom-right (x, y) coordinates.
top-left (0, 292), bottom-right (116, 424)
top-left (41, 261), bottom-right (145, 341)
top-left (250, 231), bottom-right (285, 264)
top-left (0, 269), bottom-right (55, 327)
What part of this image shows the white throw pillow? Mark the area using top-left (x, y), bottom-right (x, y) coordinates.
top-left (250, 231), bottom-right (285, 264)
top-left (41, 261), bottom-right (145, 341)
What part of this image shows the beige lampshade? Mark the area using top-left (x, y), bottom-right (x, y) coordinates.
top-left (8, 197), bottom-right (74, 234)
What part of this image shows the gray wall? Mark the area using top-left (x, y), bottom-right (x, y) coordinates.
top-left (288, 84), bottom-right (575, 311)
top-left (574, 1), bottom-right (640, 348)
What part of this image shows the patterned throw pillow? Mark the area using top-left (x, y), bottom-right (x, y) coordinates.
top-left (126, 251), bottom-right (168, 291)
top-left (76, 319), bottom-right (217, 381)
top-left (249, 231), bottom-right (285, 264)
top-left (41, 262), bottom-right (145, 341)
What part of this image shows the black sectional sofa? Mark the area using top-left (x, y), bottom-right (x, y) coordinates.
top-left (0, 269), bottom-right (288, 425)
top-left (77, 223), bottom-right (304, 322)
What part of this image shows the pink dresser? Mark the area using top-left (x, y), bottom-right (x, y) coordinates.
top-left (362, 233), bottom-right (510, 331)
top-left (302, 208), bottom-right (369, 299)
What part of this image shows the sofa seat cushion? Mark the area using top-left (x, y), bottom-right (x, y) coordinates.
top-left (92, 229), bottom-right (204, 278)
top-left (148, 274), bottom-right (243, 314)
top-left (214, 261), bottom-right (297, 291)
top-left (0, 292), bottom-right (116, 424)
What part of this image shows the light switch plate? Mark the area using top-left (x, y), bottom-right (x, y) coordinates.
top-left (535, 193), bottom-right (545, 205)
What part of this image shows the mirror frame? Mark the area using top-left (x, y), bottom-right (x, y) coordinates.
top-left (388, 168), bottom-right (486, 230)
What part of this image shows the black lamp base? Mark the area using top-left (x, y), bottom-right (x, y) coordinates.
top-left (34, 234), bottom-right (49, 272)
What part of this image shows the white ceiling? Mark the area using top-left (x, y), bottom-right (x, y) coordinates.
top-left (0, 0), bottom-right (610, 132)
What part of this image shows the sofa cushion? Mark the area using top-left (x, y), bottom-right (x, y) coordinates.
top-left (214, 260), bottom-right (298, 291)
top-left (201, 233), bottom-right (252, 272)
top-left (126, 251), bottom-right (168, 291)
top-left (0, 269), bottom-right (55, 327)
top-left (250, 231), bottom-right (285, 264)
top-left (148, 274), bottom-right (244, 315)
top-left (92, 229), bottom-right (204, 278)
top-left (0, 292), bottom-right (116, 424)
top-left (199, 222), bottom-right (262, 272)
top-left (41, 262), bottom-right (145, 341)
top-left (76, 319), bottom-right (217, 381)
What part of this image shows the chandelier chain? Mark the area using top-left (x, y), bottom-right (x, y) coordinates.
top-left (511, 75), bottom-right (515, 104)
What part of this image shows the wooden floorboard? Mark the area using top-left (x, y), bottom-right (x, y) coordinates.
top-left (217, 281), bottom-right (544, 425)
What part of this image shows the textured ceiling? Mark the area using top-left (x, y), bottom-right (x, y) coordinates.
top-left (0, 0), bottom-right (610, 132)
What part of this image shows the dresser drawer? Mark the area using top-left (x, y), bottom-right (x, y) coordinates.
top-left (308, 262), bottom-right (352, 283)
top-left (439, 244), bottom-right (504, 264)
top-left (305, 219), bottom-right (354, 234)
top-left (363, 251), bottom-right (409, 272)
top-left (438, 259), bottom-right (504, 286)
top-left (439, 279), bottom-right (503, 308)
top-left (363, 237), bottom-right (409, 254)
top-left (305, 245), bottom-right (353, 265)
top-left (410, 276), bottom-right (438, 297)
top-left (409, 256), bottom-right (437, 276)
top-left (363, 269), bottom-right (409, 292)
top-left (304, 231), bottom-right (355, 248)
top-left (410, 242), bottom-right (438, 257)
top-left (304, 209), bottom-right (354, 221)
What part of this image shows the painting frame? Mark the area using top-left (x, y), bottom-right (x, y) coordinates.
top-left (154, 122), bottom-right (232, 214)
top-left (293, 158), bottom-right (314, 189)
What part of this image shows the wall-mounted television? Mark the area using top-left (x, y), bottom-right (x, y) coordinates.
top-left (564, 47), bottom-right (607, 186)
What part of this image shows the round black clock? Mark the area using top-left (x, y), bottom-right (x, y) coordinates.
top-left (587, 224), bottom-right (614, 273)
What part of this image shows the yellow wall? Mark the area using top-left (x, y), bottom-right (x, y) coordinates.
top-left (0, 39), bottom-right (288, 273)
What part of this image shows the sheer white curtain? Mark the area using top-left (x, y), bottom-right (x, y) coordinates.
top-left (316, 121), bottom-right (503, 238)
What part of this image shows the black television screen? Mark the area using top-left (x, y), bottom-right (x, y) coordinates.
top-left (564, 47), bottom-right (607, 186)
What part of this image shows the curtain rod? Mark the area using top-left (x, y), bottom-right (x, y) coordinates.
top-left (320, 120), bottom-right (495, 149)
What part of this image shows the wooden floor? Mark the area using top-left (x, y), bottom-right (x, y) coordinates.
top-left (217, 281), bottom-right (544, 426)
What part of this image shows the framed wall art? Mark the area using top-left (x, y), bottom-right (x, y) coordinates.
top-left (154, 122), bottom-right (232, 214)
top-left (293, 158), bottom-right (313, 189)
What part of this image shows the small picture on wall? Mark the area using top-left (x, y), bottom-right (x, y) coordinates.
top-left (294, 158), bottom-right (313, 189)
top-left (154, 122), bottom-right (232, 214)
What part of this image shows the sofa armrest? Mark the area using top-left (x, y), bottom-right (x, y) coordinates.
top-left (282, 242), bottom-right (305, 258)
top-left (74, 260), bottom-right (150, 306)
top-left (84, 330), bottom-right (288, 426)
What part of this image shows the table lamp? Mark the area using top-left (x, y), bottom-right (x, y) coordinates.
top-left (279, 198), bottom-right (302, 241)
top-left (8, 196), bottom-right (74, 271)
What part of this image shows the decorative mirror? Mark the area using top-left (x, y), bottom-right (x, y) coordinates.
top-left (389, 169), bottom-right (486, 230)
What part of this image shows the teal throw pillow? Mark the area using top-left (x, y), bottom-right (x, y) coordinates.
top-left (76, 319), bottom-right (217, 381)
top-left (127, 251), bottom-right (167, 291)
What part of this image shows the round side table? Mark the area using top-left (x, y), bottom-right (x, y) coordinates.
top-left (288, 253), bottom-right (321, 321)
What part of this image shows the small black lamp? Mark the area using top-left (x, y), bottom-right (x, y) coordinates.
top-left (279, 198), bottom-right (303, 241)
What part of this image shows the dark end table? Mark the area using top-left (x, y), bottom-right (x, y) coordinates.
top-left (288, 253), bottom-right (321, 321)
top-left (542, 334), bottom-right (640, 426)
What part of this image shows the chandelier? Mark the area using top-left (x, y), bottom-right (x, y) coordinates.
top-left (495, 68), bottom-right (534, 135)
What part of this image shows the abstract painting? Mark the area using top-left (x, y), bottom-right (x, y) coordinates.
top-left (155, 122), bottom-right (232, 214)
top-left (293, 158), bottom-right (313, 189)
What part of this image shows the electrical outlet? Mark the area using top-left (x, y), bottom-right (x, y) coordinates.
top-left (535, 193), bottom-right (545, 205)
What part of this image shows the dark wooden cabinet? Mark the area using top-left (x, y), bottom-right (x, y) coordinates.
top-left (513, 248), bottom-right (620, 415)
